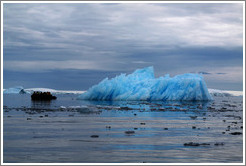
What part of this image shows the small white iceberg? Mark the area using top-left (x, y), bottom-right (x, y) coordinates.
top-left (208, 89), bottom-right (243, 97)
top-left (25, 88), bottom-right (85, 94)
top-left (3, 86), bottom-right (28, 94)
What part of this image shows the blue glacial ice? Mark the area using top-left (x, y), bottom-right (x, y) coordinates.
top-left (3, 86), bottom-right (28, 94)
top-left (79, 66), bottom-right (213, 101)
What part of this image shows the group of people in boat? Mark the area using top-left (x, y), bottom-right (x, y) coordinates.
top-left (31, 91), bottom-right (57, 100)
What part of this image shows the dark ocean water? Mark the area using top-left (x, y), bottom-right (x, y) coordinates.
top-left (3, 93), bottom-right (244, 163)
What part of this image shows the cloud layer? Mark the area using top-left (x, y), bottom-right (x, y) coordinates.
top-left (3, 3), bottom-right (244, 90)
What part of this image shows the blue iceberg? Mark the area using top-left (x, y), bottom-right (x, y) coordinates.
top-left (78, 66), bottom-right (213, 101)
top-left (3, 86), bottom-right (28, 94)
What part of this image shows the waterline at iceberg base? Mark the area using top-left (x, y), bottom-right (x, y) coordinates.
top-left (78, 67), bottom-right (212, 101)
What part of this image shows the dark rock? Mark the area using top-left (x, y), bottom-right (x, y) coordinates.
top-left (184, 142), bottom-right (200, 146)
top-left (190, 116), bottom-right (197, 120)
top-left (134, 128), bottom-right (138, 130)
top-left (214, 142), bottom-right (224, 146)
top-left (163, 128), bottom-right (168, 130)
top-left (27, 118), bottom-right (32, 120)
top-left (39, 116), bottom-right (43, 118)
top-left (140, 123), bottom-right (146, 125)
top-left (224, 104), bottom-right (236, 107)
top-left (222, 132), bottom-right (225, 134)
top-left (225, 115), bottom-right (241, 120)
top-left (184, 142), bottom-right (210, 146)
top-left (125, 131), bottom-right (135, 134)
top-left (90, 135), bottom-right (99, 138)
top-left (223, 120), bottom-right (226, 122)
top-left (229, 132), bottom-right (242, 135)
top-left (45, 114), bottom-right (48, 117)
top-left (119, 107), bottom-right (133, 110)
top-left (106, 126), bottom-right (111, 129)
top-left (241, 126), bottom-right (243, 129)
top-left (134, 114), bottom-right (137, 116)
top-left (192, 126), bottom-right (196, 129)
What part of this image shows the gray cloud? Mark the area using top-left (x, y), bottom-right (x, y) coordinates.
top-left (198, 72), bottom-right (211, 75)
top-left (3, 3), bottom-right (244, 90)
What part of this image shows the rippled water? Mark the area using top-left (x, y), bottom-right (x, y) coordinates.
top-left (3, 94), bottom-right (243, 163)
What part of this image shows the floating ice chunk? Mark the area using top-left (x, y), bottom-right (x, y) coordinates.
top-left (68, 106), bottom-right (89, 111)
top-left (60, 106), bottom-right (67, 109)
top-left (78, 66), bottom-right (213, 101)
top-left (3, 86), bottom-right (28, 94)
top-left (208, 89), bottom-right (243, 97)
top-left (208, 89), bottom-right (232, 97)
top-left (60, 105), bottom-right (99, 113)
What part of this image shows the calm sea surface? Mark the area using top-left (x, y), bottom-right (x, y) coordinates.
top-left (3, 94), bottom-right (243, 163)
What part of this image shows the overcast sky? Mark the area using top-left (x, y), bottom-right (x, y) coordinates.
top-left (3, 3), bottom-right (244, 91)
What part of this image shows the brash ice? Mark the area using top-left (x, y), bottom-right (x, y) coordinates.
top-left (78, 66), bottom-right (212, 101)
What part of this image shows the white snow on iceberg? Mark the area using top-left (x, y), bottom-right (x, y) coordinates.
top-left (25, 88), bottom-right (85, 94)
top-left (3, 86), bottom-right (28, 94)
top-left (78, 66), bottom-right (213, 101)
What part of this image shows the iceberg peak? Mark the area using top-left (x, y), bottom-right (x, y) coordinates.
top-left (78, 66), bottom-right (212, 101)
top-left (132, 66), bottom-right (154, 78)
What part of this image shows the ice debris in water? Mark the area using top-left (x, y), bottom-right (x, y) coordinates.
top-left (3, 86), bottom-right (28, 94)
top-left (78, 66), bottom-right (212, 101)
top-left (60, 105), bottom-right (99, 113)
